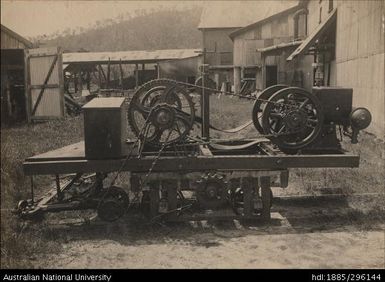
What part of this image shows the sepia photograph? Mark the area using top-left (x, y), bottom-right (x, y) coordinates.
top-left (1, 0), bottom-right (384, 273)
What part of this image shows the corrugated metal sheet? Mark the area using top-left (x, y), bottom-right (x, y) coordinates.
top-left (334, 0), bottom-right (385, 136)
top-left (63, 49), bottom-right (201, 64)
top-left (229, 4), bottom-right (302, 39)
top-left (286, 9), bottom-right (337, 61)
top-left (1, 24), bottom-right (33, 49)
top-left (31, 88), bottom-right (62, 117)
top-left (198, 1), bottom-right (299, 29)
top-left (26, 47), bottom-right (64, 119)
top-left (29, 56), bottom-right (60, 85)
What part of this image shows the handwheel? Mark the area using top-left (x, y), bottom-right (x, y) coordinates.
top-left (261, 87), bottom-right (324, 151)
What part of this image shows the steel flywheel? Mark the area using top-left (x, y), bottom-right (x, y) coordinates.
top-left (127, 79), bottom-right (195, 147)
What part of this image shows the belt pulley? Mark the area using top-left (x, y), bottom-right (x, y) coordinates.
top-left (128, 79), bottom-right (324, 153)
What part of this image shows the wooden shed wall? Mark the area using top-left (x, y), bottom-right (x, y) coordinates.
top-left (335, 0), bottom-right (384, 137)
top-left (202, 28), bottom-right (237, 66)
top-left (307, 0), bottom-right (333, 36)
top-left (233, 13), bottom-right (297, 67)
top-left (1, 29), bottom-right (28, 49)
top-left (306, 0), bottom-right (384, 136)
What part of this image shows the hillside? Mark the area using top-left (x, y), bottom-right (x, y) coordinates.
top-left (40, 7), bottom-right (202, 52)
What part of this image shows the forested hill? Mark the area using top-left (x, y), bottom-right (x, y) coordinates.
top-left (38, 7), bottom-right (202, 52)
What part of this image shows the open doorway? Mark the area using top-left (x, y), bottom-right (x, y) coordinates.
top-left (265, 65), bottom-right (278, 87)
top-left (1, 49), bottom-right (27, 124)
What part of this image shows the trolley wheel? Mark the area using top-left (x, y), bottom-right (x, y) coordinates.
top-left (230, 187), bottom-right (273, 216)
top-left (97, 186), bottom-right (129, 222)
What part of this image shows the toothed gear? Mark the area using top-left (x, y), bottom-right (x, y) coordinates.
top-left (196, 172), bottom-right (229, 209)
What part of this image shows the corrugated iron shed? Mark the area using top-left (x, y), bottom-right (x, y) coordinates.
top-left (63, 49), bottom-right (201, 65)
top-left (198, 0), bottom-right (299, 29)
top-left (229, 4), bottom-right (304, 39)
top-left (1, 24), bottom-right (33, 49)
top-left (287, 9), bottom-right (337, 61)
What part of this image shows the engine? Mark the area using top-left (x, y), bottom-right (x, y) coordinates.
top-left (252, 86), bottom-right (372, 154)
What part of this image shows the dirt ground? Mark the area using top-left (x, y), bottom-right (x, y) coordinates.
top-left (31, 196), bottom-right (385, 269)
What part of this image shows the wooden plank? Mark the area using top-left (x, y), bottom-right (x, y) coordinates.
top-left (149, 181), bottom-right (160, 218)
top-left (135, 64), bottom-right (139, 88)
top-left (33, 173), bottom-right (82, 209)
top-left (23, 153), bottom-right (360, 175)
top-left (100, 65), bottom-right (107, 82)
top-left (24, 49), bottom-right (32, 123)
top-left (27, 141), bottom-right (85, 161)
top-left (107, 58), bottom-right (111, 89)
top-left (98, 65), bottom-right (102, 88)
top-left (164, 179), bottom-right (178, 220)
top-left (30, 84), bottom-right (60, 89)
top-left (57, 47), bottom-right (65, 118)
top-left (242, 177), bottom-right (255, 217)
top-left (119, 59), bottom-right (124, 88)
top-left (28, 54), bottom-right (57, 58)
top-left (260, 176), bottom-right (271, 220)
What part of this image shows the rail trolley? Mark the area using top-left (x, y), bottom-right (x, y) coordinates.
top-left (17, 80), bottom-right (372, 222)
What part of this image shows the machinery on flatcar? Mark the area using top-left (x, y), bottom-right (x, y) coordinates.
top-left (17, 77), bottom-right (371, 222)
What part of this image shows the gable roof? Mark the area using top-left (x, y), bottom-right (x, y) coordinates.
top-left (229, 3), bottom-right (305, 39)
top-left (1, 24), bottom-right (33, 48)
top-left (198, 0), bottom-right (299, 30)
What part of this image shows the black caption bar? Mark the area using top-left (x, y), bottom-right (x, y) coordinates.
top-left (1, 269), bottom-right (383, 282)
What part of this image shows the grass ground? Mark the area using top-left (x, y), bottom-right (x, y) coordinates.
top-left (1, 117), bottom-right (83, 268)
top-left (1, 94), bottom-right (384, 268)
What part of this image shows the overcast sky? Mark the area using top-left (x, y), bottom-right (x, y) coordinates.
top-left (1, 0), bottom-right (204, 38)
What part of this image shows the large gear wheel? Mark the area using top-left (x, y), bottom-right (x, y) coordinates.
top-left (127, 79), bottom-right (196, 147)
top-left (196, 172), bottom-right (229, 210)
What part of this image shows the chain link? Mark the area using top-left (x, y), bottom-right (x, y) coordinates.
top-left (140, 129), bottom-right (173, 189)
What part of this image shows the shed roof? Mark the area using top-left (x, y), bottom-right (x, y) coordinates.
top-left (229, 4), bottom-right (304, 39)
top-left (257, 40), bottom-right (303, 53)
top-left (1, 24), bottom-right (33, 49)
top-left (287, 8), bottom-right (337, 61)
top-left (63, 49), bottom-right (201, 65)
top-left (198, 1), bottom-right (299, 29)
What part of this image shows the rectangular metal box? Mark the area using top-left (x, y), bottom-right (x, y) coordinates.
top-left (83, 97), bottom-right (128, 159)
top-left (312, 87), bottom-right (352, 124)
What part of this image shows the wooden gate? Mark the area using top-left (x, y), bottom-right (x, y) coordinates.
top-left (24, 47), bottom-right (64, 122)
